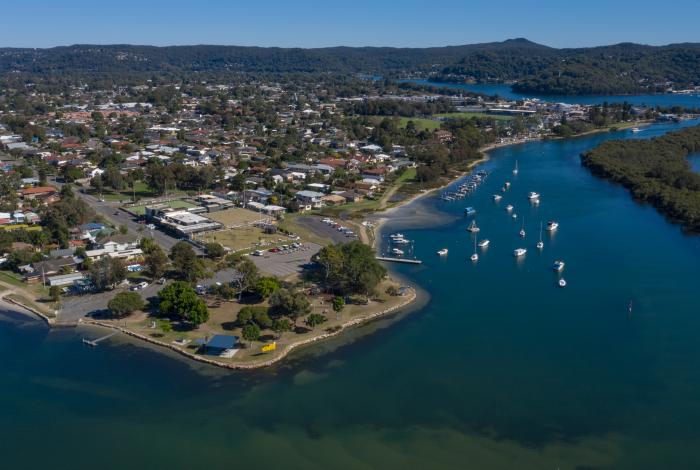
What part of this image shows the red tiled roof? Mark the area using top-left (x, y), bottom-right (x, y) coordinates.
top-left (20, 186), bottom-right (57, 195)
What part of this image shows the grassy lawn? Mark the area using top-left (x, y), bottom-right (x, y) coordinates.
top-left (368, 115), bottom-right (441, 131)
top-left (397, 117), bottom-right (441, 130)
top-left (0, 270), bottom-right (25, 288)
top-left (435, 112), bottom-right (514, 121)
top-left (200, 226), bottom-right (296, 253)
top-left (114, 279), bottom-right (411, 366)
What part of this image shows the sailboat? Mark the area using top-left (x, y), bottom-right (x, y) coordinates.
top-left (470, 237), bottom-right (478, 262)
top-left (466, 220), bottom-right (480, 233)
top-left (519, 217), bottom-right (526, 237)
top-left (513, 160), bottom-right (519, 175)
top-left (536, 222), bottom-right (544, 249)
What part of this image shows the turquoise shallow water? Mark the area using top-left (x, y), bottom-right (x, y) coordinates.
top-left (404, 79), bottom-right (700, 108)
top-left (2, 120), bottom-right (700, 469)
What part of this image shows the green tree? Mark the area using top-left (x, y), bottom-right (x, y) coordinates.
top-left (143, 243), bottom-right (168, 279)
top-left (254, 276), bottom-right (280, 299)
top-left (49, 285), bottom-right (61, 303)
top-left (169, 241), bottom-right (206, 283)
top-left (316, 241), bottom-right (386, 296)
top-left (89, 257), bottom-right (127, 291)
top-left (158, 281), bottom-right (209, 326)
top-left (157, 318), bottom-right (172, 333)
top-left (269, 288), bottom-right (311, 325)
top-left (272, 318), bottom-right (293, 337)
top-left (252, 308), bottom-right (272, 329)
top-left (305, 313), bottom-right (327, 329)
top-left (332, 296), bottom-right (345, 315)
top-left (233, 258), bottom-right (259, 300)
top-left (241, 323), bottom-right (261, 348)
top-left (204, 242), bottom-right (225, 259)
top-left (107, 291), bottom-right (145, 318)
top-left (237, 307), bottom-right (254, 325)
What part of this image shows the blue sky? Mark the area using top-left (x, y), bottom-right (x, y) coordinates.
top-left (3, 0), bottom-right (699, 48)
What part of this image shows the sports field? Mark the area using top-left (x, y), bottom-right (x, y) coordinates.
top-left (206, 207), bottom-right (267, 227)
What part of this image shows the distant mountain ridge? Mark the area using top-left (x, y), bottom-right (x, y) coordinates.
top-left (1, 39), bottom-right (700, 95)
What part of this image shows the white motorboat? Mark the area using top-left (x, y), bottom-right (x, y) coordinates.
top-left (506, 204), bottom-right (514, 212)
top-left (392, 237), bottom-right (410, 245)
top-left (513, 248), bottom-right (527, 257)
top-left (527, 192), bottom-right (540, 200)
top-left (558, 278), bottom-right (567, 288)
top-left (546, 221), bottom-right (559, 231)
top-left (470, 238), bottom-right (478, 262)
top-left (631, 127), bottom-right (642, 133)
top-left (536, 222), bottom-right (544, 249)
top-left (466, 220), bottom-right (480, 233)
top-left (519, 218), bottom-right (526, 237)
top-left (477, 239), bottom-right (490, 248)
top-left (553, 260), bottom-right (565, 272)
top-left (391, 248), bottom-right (404, 256)
top-left (390, 233), bottom-right (405, 239)
top-left (437, 248), bottom-right (448, 256)
top-left (493, 194), bottom-right (502, 202)
top-left (505, 181), bottom-right (511, 188)
top-left (512, 213), bottom-right (517, 219)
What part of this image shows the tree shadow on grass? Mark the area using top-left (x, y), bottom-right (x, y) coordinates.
top-left (221, 321), bottom-right (239, 331)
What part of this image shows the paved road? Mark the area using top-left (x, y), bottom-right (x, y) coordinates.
top-left (51, 177), bottom-right (193, 253)
top-left (250, 243), bottom-right (321, 277)
top-left (78, 191), bottom-right (182, 251)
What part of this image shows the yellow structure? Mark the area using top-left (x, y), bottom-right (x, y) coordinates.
top-left (261, 342), bottom-right (277, 353)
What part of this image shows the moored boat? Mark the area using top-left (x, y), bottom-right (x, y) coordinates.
top-left (558, 278), bottom-right (567, 288)
top-left (546, 221), bottom-right (559, 231)
top-left (513, 248), bottom-right (527, 257)
top-left (477, 239), bottom-right (490, 248)
top-left (466, 220), bottom-right (480, 233)
top-left (553, 260), bottom-right (565, 272)
top-left (437, 248), bottom-right (448, 256)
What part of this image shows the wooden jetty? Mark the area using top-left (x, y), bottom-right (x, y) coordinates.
top-left (82, 332), bottom-right (118, 347)
top-left (376, 256), bottom-right (423, 265)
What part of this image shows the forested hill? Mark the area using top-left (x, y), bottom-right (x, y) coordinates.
top-left (439, 41), bottom-right (700, 95)
top-left (2, 39), bottom-right (700, 95)
top-left (581, 125), bottom-right (700, 232)
top-left (0, 40), bottom-right (551, 76)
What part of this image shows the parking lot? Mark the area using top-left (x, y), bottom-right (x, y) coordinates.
top-left (295, 216), bottom-right (358, 244)
top-left (250, 242), bottom-right (322, 278)
top-left (57, 282), bottom-right (162, 323)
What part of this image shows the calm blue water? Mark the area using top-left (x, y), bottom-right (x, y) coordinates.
top-left (405, 79), bottom-right (700, 108)
top-left (2, 120), bottom-right (700, 469)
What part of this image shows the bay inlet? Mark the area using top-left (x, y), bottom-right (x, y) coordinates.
top-left (3, 119), bottom-right (700, 469)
